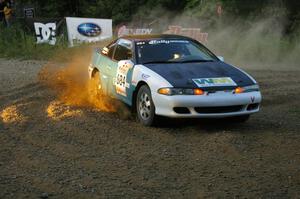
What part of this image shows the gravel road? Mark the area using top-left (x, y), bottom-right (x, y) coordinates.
top-left (0, 58), bottom-right (300, 198)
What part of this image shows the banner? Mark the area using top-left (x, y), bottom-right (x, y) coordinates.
top-left (34, 22), bottom-right (57, 45)
top-left (117, 25), bottom-right (153, 37)
top-left (66, 17), bottom-right (112, 47)
top-left (24, 7), bottom-right (35, 18)
top-left (164, 26), bottom-right (208, 43)
top-left (25, 18), bottom-right (64, 45)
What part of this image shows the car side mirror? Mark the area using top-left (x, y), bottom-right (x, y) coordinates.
top-left (101, 47), bottom-right (109, 55)
top-left (217, 56), bottom-right (224, 62)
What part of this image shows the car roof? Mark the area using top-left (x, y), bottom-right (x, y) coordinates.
top-left (120, 34), bottom-right (193, 41)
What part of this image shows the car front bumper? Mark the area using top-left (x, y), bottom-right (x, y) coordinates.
top-left (152, 90), bottom-right (262, 118)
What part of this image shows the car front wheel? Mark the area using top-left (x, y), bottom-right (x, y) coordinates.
top-left (136, 85), bottom-right (156, 126)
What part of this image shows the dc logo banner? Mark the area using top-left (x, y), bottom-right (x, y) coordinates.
top-left (34, 22), bottom-right (57, 45)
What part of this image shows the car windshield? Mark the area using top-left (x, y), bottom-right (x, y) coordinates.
top-left (136, 39), bottom-right (218, 64)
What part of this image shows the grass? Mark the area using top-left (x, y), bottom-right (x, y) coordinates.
top-left (0, 24), bottom-right (68, 60)
top-left (0, 23), bottom-right (113, 62)
top-left (0, 23), bottom-right (100, 61)
top-left (289, 105), bottom-right (300, 117)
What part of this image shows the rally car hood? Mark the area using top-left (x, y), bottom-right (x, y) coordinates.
top-left (143, 61), bottom-right (255, 89)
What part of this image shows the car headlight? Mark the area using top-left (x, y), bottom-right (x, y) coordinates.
top-left (234, 84), bottom-right (260, 94)
top-left (158, 88), bottom-right (204, 96)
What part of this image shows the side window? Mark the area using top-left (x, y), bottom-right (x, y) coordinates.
top-left (101, 42), bottom-right (116, 59)
top-left (113, 39), bottom-right (133, 61)
top-left (107, 44), bottom-right (116, 59)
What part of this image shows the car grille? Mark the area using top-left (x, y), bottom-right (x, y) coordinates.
top-left (247, 103), bottom-right (259, 111)
top-left (173, 107), bottom-right (191, 114)
top-left (194, 105), bottom-right (244, 114)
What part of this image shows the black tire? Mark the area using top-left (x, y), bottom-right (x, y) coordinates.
top-left (136, 85), bottom-right (157, 126)
top-left (228, 115), bottom-right (250, 123)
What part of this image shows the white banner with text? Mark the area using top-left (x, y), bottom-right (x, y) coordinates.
top-left (66, 17), bottom-right (112, 47)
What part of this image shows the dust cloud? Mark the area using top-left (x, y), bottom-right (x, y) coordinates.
top-left (206, 17), bottom-right (300, 70)
top-left (130, 2), bottom-right (300, 71)
top-left (0, 104), bottom-right (28, 124)
top-left (46, 100), bottom-right (83, 121)
top-left (38, 45), bottom-right (119, 114)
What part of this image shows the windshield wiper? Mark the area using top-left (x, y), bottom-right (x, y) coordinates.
top-left (142, 59), bottom-right (215, 64)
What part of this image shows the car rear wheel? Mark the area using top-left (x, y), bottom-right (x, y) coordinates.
top-left (136, 85), bottom-right (156, 126)
top-left (89, 70), bottom-right (102, 98)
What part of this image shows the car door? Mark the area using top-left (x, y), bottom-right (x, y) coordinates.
top-left (96, 41), bottom-right (117, 95)
top-left (110, 39), bottom-right (135, 105)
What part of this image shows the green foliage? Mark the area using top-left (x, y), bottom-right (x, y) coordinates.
top-left (0, 23), bottom-right (68, 60)
top-left (16, 0), bottom-right (188, 24)
top-left (14, 0), bottom-right (300, 28)
top-left (0, 0), bottom-right (299, 60)
top-left (0, 21), bottom-right (112, 61)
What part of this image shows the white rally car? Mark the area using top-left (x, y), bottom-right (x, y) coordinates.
top-left (88, 34), bottom-right (262, 126)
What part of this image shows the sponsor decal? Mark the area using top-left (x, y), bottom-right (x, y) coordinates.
top-left (164, 26), bottom-right (208, 43)
top-left (117, 25), bottom-right (152, 37)
top-left (115, 61), bottom-right (133, 97)
top-left (193, 77), bottom-right (236, 87)
top-left (142, 74), bottom-right (150, 79)
top-left (34, 22), bottom-right (56, 45)
top-left (77, 23), bottom-right (102, 37)
top-left (148, 40), bottom-right (189, 45)
top-left (136, 41), bottom-right (145, 45)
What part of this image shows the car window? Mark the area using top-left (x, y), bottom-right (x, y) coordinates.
top-left (101, 42), bottom-right (117, 59)
top-left (185, 42), bottom-right (215, 60)
top-left (113, 39), bottom-right (133, 61)
top-left (136, 39), bottom-right (218, 64)
top-left (107, 44), bottom-right (116, 59)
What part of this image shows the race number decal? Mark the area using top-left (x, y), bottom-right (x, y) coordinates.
top-left (115, 61), bottom-right (132, 96)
